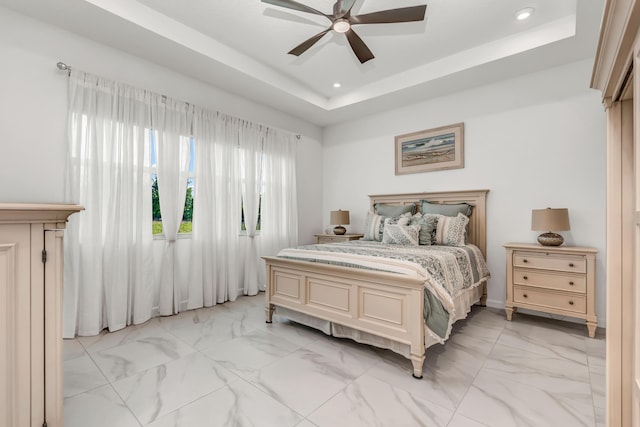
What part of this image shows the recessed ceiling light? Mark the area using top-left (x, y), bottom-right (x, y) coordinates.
top-left (333, 82), bottom-right (342, 88)
top-left (515, 7), bottom-right (535, 21)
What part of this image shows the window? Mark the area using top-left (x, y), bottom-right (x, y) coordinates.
top-left (239, 149), bottom-right (265, 233)
top-left (241, 195), bottom-right (262, 232)
top-left (150, 131), bottom-right (195, 236)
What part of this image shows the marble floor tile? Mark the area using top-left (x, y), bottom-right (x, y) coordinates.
top-left (308, 374), bottom-right (454, 427)
top-left (244, 347), bottom-right (361, 416)
top-left (163, 311), bottom-right (257, 351)
top-left (363, 348), bottom-right (478, 411)
top-left (447, 413), bottom-right (489, 427)
top-left (457, 371), bottom-right (596, 427)
top-left (201, 328), bottom-right (301, 377)
top-left (464, 306), bottom-right (508, 327)
top-left (260, 317), bottom-right (328, 347)
top-left (63, 353), bottom-right (109, 398)
top-left (64, 384), bottom-right (141, 427)
top-left (590, 371), bottom-right (605, 410)
top-left (594, 405), bottom-right (606, 427)
top-left (147, 379), bottom-right (302, 427)
top-left (77, 318), bottom-right (164, 354)
top-left (449, 318), bottom-right (504, 344)
top-left (63, 296), bottom-right (606, 427)
top-left (63, 338), bottom-right (86, 361)
top-left (303, 334), bottom-right (382, 371)
top-left (483, 343), bottom-right (591, 394)
top-left (429, 332), bottom-right (495, 372)
top-left (497, 320), bottom-right (588, 364)
top-left (112, 352), bottom-right (237, 425)
top-left (91, 331), bottom-right (196, 382)
top-left (586, 335), bottom-right (606, 358)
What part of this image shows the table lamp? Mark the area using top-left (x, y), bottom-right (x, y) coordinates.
top-left (531, 208), bottom-right (570, 246)
top-left (330, 210), bottom-right (350, 235)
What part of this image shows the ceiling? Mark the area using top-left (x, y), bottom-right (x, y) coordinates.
top-left (1, 0), bottom-right (604, 126)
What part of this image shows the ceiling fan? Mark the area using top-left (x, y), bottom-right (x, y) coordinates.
top-left (261, 0), bottom-right (427, 64)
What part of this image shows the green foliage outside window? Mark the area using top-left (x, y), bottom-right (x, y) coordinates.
top-left (152, 174), bottom-right (194, 235)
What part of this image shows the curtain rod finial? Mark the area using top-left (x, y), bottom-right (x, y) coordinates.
top-left (57, 61), bottom-right (71, 76)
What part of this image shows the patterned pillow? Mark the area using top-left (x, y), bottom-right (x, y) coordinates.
top-left (382, 224), bottom-right (421, 246)
top-left (410, 213), bottom-right (439, 245)
top-left (363, 212), bottom-right (410, 241)
top-left (434, 213), bottom-right (469, 246)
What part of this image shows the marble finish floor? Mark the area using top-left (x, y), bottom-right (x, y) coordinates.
top-left (63, 295), bottom-right (605, 426)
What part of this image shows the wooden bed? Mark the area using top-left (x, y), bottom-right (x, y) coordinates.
top-left (263, 189), bottom-right (489, 378)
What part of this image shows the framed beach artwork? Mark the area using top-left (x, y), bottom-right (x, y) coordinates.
top-left (395, 123), bottom-right (464, 175)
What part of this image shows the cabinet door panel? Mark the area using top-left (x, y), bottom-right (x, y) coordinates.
top-left (0, 225), bottom-right (32, 427)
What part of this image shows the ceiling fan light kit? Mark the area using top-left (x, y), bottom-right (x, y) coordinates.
top-left (262, 0), bottom-right (428, 63)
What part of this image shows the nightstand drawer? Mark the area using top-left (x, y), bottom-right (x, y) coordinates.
top-left (513, 269), bottom-right (586, 293)
top-left (317, 236), bottom-right (345, 243)
top-left (514, 286), bottom-right (586, 314)
top-left (513, 253), bottom-right (586, 273)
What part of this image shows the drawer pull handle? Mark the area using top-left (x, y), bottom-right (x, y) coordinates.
top-left (523, 294), bottom-right (528, 298)
top-left (569, 301), bottom-right (574, 305)
top-left (523, 276), bottom-right (528, 280)
top-left (523, 259), bottom-right (528, 263)
top-left (569, 263), bottom-right (574, 267)
top-left (569, 281), bottom-right (574, 286)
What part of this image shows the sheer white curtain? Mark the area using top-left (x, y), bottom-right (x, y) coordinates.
top-left (257, 131), bottom-right (298, 289)
top-left (63, 70), bottom-right (154, 337)
top-left (239, 121), bottom-right (265, 296)
top-left (153, 100), bottom-right (193, 315)
top-left (187, 110), bottom-right (242, 309)
top-left (64, 71), bottom-right (299, 335)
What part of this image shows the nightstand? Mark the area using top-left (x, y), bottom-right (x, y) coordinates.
top-left (504, 243), bottom-right (598, 337)
top-left (314, 233), bottom-right (364, 244)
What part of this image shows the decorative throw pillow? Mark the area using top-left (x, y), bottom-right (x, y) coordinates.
top-left (374, 203), bottom-right (416, 217)
top-left (409, 213), bottom-right (439, 245)
top-left (434, 213), bottom-right (469, 246)
top-left (420, 200), bottom-right (473, 217)
top-left (363, 212), bottom-right (386, 241)
top-left (363, 212), bottom-right (410, 241)
top-left (382, 224), bottom-right (421, 246)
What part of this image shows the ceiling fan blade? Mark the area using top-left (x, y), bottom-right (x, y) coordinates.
top-left (333, 0), bottom-right (357, 18)
top-left (350, 5), bottom-right (427, 25)
top-left (261, 0), bottom-right (327, 17)
top-left (345, 29), bottom-right (374, 63)
top-left (288, 28), bottom-right (331, 56)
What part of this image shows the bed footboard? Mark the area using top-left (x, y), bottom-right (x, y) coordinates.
top-left (263, 256), bottom-right (427, 378)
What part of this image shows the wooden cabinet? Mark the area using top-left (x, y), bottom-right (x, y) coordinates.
top-left (0, 204), bottom-right (82, 427)
top-left (504, 243), bottom-right (598, 338)
top-left (314, 233), bottom-right (364, 244)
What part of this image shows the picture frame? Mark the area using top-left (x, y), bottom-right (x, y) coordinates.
top-left (395, 122), bottom-right (464, 175)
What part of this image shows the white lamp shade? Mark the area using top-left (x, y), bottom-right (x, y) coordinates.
top-left (531, 208), bottom-right (570, 231)
top-left (330, 210), bottom-right (350, 225)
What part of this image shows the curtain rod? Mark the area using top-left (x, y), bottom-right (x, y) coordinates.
top-left (57, 61), bottom-right (71, 76)
top-left (55, 60), bottom-right (302, 140)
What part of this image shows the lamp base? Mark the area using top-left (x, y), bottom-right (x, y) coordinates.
top-left (333, 225), bottom-right (346, 235)
top-left (537, 232), bottom-right (564, 246)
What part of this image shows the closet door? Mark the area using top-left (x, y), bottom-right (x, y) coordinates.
top-left (634, 54), bottom-right (640, 427)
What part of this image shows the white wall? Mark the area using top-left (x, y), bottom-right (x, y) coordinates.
top-left (0, 6), bottom-right (323, 243)
top-left (323, 59), bottom-right (607, 326)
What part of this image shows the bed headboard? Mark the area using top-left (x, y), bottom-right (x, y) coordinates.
top-left (369, 189), bottom-right (489, 259)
